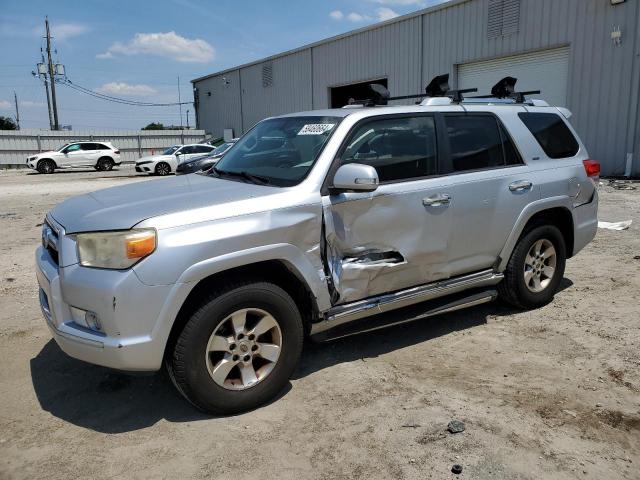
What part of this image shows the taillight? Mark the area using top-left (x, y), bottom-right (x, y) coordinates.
top-left (583, 159), bottom-right (600, 179)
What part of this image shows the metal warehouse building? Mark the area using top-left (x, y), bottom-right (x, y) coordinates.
top-left (191, 0), bottom-right (640, 176)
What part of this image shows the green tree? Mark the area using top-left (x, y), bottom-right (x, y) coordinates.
top-left (142, 122), bottom-right (165, 130)
top-left (0, 116), bottom-right (18, 130)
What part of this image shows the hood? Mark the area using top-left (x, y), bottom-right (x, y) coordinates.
top-left (33, 150), bottom-right (57, 158)
top-left (49, 174), bottom-right (276, 233)
top-left (136, 154), bottom-right (171, 164)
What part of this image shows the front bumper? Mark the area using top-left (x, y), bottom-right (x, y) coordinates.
top-left (35, 246), bottom-right (180, 371)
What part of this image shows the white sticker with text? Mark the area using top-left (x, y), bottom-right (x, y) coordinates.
top-left (298, 123), bottom-right (335, 135)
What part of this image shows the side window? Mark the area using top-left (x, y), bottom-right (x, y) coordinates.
top-left (340, 116), bottom-right (437, 182)
top-left (94, 143), bottom-right (110, 150)
top-left (195, 145), bottom-right (213, 154)
top-left (64, 144), bottom-right (81, 153)
top-left (518, 112), bottom-right (579, 159)
top-left (499, 124), bottom-right (523, 166)
top-left (80, 143), bottom-right (96, 151)
top-left (180, 146), bottom-right (195, 154)
top-left (444, 115), bottom-right (506, 172)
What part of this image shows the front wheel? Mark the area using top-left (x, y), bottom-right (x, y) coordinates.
top-left (37, 159), bottom-right (55, 174)
top-left (168, 281), bottom-right (303, 414)
top-left (498, 224), bottom-right (566, 309)
top-left (155, 162), bottom-right (171, 176)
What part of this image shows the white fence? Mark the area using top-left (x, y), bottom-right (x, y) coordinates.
top-left (0, 129), bottom-right (208, 166)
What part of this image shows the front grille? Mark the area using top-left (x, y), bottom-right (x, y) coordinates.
top-left (43, 218), bottom-right (60, 266)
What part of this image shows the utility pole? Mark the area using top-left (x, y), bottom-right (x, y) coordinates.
top-left (42, 74), bottom-right (54, 129)
top-left (178, 76), bottom-right (183, 128)
top-left (186, 109), bottom-right (190, 129)
top-left (45, 17), bottom-right (59, 130)
top-left (13, 91), bottom-right (20, 129)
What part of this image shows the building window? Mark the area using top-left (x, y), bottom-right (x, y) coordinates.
top-left (262, 63), bottom-right (273, 88)
top-left (488, 0), bottom-right (520, 38)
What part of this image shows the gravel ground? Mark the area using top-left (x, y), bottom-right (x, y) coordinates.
top-left (0, 167), bottom-right (638, 480)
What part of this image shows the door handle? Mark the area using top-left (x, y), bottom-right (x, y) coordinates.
top-left (422, 193), bottom-right (451, 207)
top-left (509, 180), bottom-right (533, 192)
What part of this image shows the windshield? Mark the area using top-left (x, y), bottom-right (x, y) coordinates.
top-left (212, 142), bottom-right (234, 156)
top-left (213, 116), bottom-right (341, 187)
top-left (162, 145), bottom-right (180, 155)
top-left (56, 143), bottom-right (70, 152)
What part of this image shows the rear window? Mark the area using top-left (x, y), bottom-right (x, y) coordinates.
top-left (518, 112), bottom-right (579, 159)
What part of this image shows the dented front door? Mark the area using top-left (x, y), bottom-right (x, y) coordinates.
top-left (322, 178), bottom-right (454, 305)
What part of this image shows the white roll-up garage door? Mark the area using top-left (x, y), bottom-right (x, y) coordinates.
top-left (458, 47), bottom-right (570, 107)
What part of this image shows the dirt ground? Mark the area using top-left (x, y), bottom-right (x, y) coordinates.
top-left (0, 167), bottom-right (638, 480)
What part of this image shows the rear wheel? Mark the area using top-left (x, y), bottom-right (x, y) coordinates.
top-left (96, 157), bottom-right (114, 171)
top-left (36, 159), bottom-right (55, 174)
top-left (168, 281), bottom-right (303, 414)
top-left (498, 224), bottom-right (566, 309)
top-left (155, 162), bottom-right (171, 176)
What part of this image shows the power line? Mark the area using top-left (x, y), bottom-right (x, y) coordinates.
top-left (56, 78), bottom-right (191, 107)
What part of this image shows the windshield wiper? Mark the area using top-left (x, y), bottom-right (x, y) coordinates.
top-left (212, 166), bottom-right (270, 185)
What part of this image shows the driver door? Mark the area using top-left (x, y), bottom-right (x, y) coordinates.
top-left (61, 143), bottom-right (84, 167)
top-left (322, 114), bottom-right (454, 305)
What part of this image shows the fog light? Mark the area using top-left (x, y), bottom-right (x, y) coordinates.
top-left (69, 306), bottom-right (102, 332)
top-left (85, 311), bottom-right (102, 331)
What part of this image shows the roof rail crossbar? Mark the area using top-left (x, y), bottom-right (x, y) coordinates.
top-left (469, 77), bottom-right (542, 104)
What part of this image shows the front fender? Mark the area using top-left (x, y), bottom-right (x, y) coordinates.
top-left (497, 196), bottom-right (573, 271)
top-left (177, 243), bottom-right (331, 312)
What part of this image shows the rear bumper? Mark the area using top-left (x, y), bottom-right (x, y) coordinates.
top-left (35, 246), bottom-right (181, 371)
top-left (572, 189), bottom-right (598, 256)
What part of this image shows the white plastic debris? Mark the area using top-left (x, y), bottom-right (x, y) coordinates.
top-left (598, 220), bottom-right (632, 231)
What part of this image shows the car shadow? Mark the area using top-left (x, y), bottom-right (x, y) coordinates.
top-left (30, 278), bottom-right (573, 432)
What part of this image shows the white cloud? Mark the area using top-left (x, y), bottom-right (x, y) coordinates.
top-left (347, 12), bottom-right (371, 22)
top-left (376, 7), bottom-right (400, 20)
top-left (98, 31), bottom-right (215, 63)
top-left (97, 82), bottom-right (157, 96)
top-left (329, 10), bottom-right (344, 20)
top-left (0, 100), bottom-right (11, 110)
top-left (32, 22), bottom-right (89, 40)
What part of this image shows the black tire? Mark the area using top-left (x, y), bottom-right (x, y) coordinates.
top-left (155, 162), bottom-right (171, 176)
top-left (168, 281), bottom-right (303, 414)
top-left (97, 157), bottom-right (114, 171)
top-left (36, 159), bottom-right (56, 174)
top-left (498, 224), bottom-right (566, 309)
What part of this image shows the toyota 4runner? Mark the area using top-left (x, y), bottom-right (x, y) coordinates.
top-left (35, 79), bottom-right (599, 414)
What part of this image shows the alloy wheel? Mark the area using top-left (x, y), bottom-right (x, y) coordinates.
top-left (523, 238), bottom-right (557, 293)
top-left (205, 308), bottom-right (282, 390)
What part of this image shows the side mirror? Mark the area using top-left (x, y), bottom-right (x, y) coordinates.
top-left (332, 163), bottom-right (379, 192)
top-left (175, 152), bottom-right (181, 157)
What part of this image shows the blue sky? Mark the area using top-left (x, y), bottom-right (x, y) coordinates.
top-left (0, 0), bottom-right (445, 130)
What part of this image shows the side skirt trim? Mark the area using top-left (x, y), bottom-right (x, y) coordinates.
top-left (310, 269), bottom-right (503, 335)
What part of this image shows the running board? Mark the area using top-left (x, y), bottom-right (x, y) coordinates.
top-left (310, 269), bottom-right (503, 336)
top-left (311, 289), bottom-right (498, 342)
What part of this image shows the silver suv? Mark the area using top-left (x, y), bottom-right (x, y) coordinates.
top-left (35, 85), bottom-right (599, 414)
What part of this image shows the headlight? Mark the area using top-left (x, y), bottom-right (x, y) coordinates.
top-left (76, 229), bottom-right (156, 269)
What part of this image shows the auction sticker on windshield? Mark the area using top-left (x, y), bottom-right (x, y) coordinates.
top-left (298, 124), bottom-right (335, 135)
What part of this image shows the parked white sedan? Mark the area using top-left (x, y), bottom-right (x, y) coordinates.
top-left (135, 144), bottom-right (216, 175)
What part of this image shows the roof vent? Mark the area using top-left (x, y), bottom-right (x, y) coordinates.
top-left (262, 63), bottom-right (273, 88)
top-left (488, 0), bottom-right (520, 38)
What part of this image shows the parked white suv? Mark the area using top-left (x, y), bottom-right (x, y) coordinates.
top-left (26, 142), bottom-right (121, 174)
top-left (135, 144), bottom-right (216, 175)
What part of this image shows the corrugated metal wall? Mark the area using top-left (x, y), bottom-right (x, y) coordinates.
top-left (240, 50), bottom-right (314, 130)
top-left (0, 129), bottom-right (207, 166)
top-left (193, 0), bottom-right (640, 175)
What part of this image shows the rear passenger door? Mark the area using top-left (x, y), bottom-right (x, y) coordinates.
top-left (322, 114), bottom-right (455, 304)
top-left (79, 143), bottom-right (100, 166)
top-left (439, 113), bottom-right (539, 276)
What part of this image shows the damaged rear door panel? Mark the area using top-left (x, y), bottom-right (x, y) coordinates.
top-left (321, 113), bottom-right (454, 305)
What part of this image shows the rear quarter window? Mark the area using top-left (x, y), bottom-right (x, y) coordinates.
top-left (518, 112), bottom-right (579, 159)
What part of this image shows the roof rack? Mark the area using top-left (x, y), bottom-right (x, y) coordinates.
top-left (344, 74), bottom-right (544, 108)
